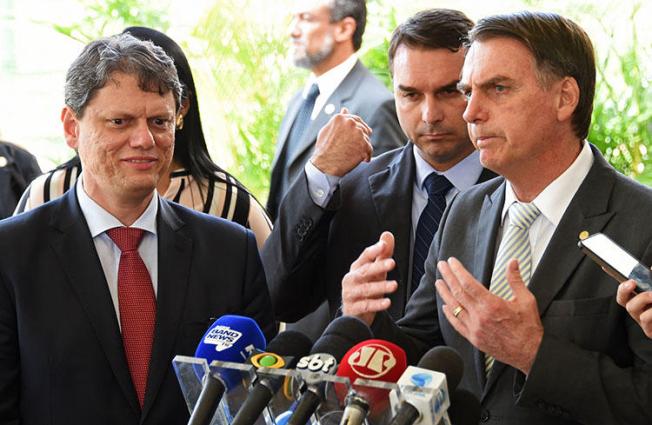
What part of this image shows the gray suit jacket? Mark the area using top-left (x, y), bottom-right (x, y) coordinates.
top-left (372, 145), bottom-right (652, 424)
top-left (266, 60), bottom-right (405, 220)
top-left (263, 143), bottom-right (496, 340)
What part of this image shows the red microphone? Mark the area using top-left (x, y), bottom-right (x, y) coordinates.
top-left (335, 339), bottom-right (407, 424)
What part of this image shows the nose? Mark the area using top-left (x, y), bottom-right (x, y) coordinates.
top-left (289, 16), bottom-right (300, 39)
top-left (421, 95), bottom-right (444, 125)
top-left (463, 92), bottom-right (486, 124)
top-left (130, 120), bottom-right (155, 149)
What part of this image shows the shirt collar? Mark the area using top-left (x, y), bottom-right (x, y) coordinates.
top-left (304, 54), bottom-right (358, 100)
top-left (76, 174), bottom-right (159, 238)
top-left (413, 146), bottom-right (484, 192)
top-left (502, 140), bottom-right (594, 225)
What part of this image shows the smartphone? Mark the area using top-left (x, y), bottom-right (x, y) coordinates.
top-left (578, 232), bottom-right (652, 292)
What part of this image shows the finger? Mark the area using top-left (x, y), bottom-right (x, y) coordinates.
top-left (447, 257), bottom-right (488, 298)
top-left (350, 237), bottom-right (391, 270)
top-left (347, 297), bottom-right (392, 316)
top-left (616, 280), bottom-right (637, 306)
top-left (378, 231), bottom-right (395, 259)
top-left (441, 303), bottom-right (470, 336)
top-left (435, 278), bottom-right (462, 313)
top-left (363, 140), bottom-right (373, 162)
top-left (625, 291), bottom-right (652, 318)
top-left (340, 107), bottom-right (349, 115)
top-left (343, 278), bottom-right (398, 301)
top-left (505, 259), bottom-right (529, 298)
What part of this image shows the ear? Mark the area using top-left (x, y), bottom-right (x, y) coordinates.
top-left (333, 16), bottom-right (356, 44)
top-left (61, 106), bottom-right (80, 150)
top-left (556, 76), bottom-right (580, 123)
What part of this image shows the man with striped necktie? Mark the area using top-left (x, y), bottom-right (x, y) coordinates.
top-left (342, 11), bottom-right (652, 425)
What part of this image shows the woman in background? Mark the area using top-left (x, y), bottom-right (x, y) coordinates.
top-left (15, 26), bottom-right (271, 248)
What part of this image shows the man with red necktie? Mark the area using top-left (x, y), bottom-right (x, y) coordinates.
top-left (0, 33), bottom-right (275, 425)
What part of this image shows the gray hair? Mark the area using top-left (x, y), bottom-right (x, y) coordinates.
top-left (64, 32), bottom-right (182, 117)
top-left (327, 0), bottom-right (366, 51)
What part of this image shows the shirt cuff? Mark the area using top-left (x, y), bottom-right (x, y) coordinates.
top-left (305, 160), bottom-right (341, 208)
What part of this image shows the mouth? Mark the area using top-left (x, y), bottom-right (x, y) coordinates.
top-left (419, 132), bottom-right (452, 141)
top-left (122, 157), bottom-right (158, 170)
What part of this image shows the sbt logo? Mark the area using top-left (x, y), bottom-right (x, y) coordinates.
top-left (203, 325), bottom-right (242, 352)
top-left (347, 344), bottom-right (397, 379)
top-left (296, 354), bottom-right (337, 373)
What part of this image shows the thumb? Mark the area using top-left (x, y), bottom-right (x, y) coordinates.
top-left (340, 106), bottom-right (349, 115)
top-left (506, 259), bottom-right (528, 296)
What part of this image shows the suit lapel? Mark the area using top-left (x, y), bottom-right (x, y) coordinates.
top-left (482, 146), bottom-right (616, 397)
top-left (49, 187), bottom-right (140, 413)
top-left (286, 61), bottom-right (365, 169)
top-left (141, 200), bottom-right (193, 421)
top-left (367, 145), bottom-right (416, 304)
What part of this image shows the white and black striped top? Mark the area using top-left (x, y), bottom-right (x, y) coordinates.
top-left (14, 163), bottom-right (272, 249)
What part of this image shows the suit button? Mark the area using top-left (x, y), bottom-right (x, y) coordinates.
top-left (480, 409), bottom-right (490, 422)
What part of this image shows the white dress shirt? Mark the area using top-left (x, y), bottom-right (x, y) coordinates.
top-left (303, 53), bottom-right (358, 120)
top-left (499, 141), bottom-right (594, 272)
top-left (76, 176), bottom-right (159, 324)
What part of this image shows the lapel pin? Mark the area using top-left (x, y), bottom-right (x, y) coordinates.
top-left (324, 103), bottom-right (336, 115)
top-left (579, 230), bottom-right (589, 240)
top-left (0, 156), bottom-right (7, 168)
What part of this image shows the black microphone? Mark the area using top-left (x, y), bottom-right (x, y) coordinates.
top-left (389, 346), bottom-right (464, 425)
top-left (231, 331), bottom-right (313, 425)
top-left (448, 389), bottom-right (481, 425)
top-left (287, 316), bottom-right (374, 425)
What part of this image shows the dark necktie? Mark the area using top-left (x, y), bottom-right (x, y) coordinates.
top-left (285, 83), bottom-right (320, 162)
top-left (106, 227), bottom-right (156, 408)
top-left (411, 173), bottom-right (453, 295)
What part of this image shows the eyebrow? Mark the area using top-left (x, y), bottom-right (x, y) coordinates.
top-left (397, 79), bottom-right (461, 93)
top-left (457, 75), bottom-right (516, 93)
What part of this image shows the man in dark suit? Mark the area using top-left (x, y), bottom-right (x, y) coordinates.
top-left (342, 11), bottom-right (652, 424)
top-left (266, 0), bottom-right (404, 220)
top-left (263, 10), bottom-right (496, 340)
top-left (0, 140), bottom-right (41, 218)
top-left (0, 34), bottom-right (275, 425)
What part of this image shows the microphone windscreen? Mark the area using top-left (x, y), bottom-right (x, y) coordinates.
top-left (311, 316), bottom-right (374, 359)
top-left (194, 315), bottom-right (267, 389)
top-left (417, 346), bottom-right (464, 392)
top-left (265, 330), bottom-right (313, 358)
top-left (336, 339), bottom-right (407, 417)
top-left (448, 389), bottom-right (481, 425)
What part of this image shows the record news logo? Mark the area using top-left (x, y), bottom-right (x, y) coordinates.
top-left (204, 325), bottom-right (242, 352)
top-left (347, 344), bottom-right (397, 379)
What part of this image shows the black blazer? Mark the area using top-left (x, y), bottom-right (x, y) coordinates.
top-left (266, 60), bottom-right (405, 220)
top-left (262, 143), bottom-right (496, 340)
top-left (0, 141), bottom-right (41, 219)
top-left (372, 145), bottom-right (652, 424)
top-left (0, 187), bottom-right (276, 425)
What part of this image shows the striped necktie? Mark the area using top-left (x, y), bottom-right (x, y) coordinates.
top-left (485, 202), bottom-right (540, 375)
top-left (411, 173), bottom-right (453, 295)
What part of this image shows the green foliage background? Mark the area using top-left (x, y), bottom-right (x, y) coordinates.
top-left (51, 0), bottom-right (651, 200)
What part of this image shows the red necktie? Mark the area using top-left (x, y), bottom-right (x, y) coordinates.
top-left (106, 227), bottom-right (156, 408)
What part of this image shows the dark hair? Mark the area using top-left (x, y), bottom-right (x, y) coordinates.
top-left (64, 33), bottom-right (182, 117)
top-left (122, 26), bottom-right (249, 194)
top-left (468, 11), bottom-right (596, 140)
top-left (388, 9), bottom-right (474, 74)
top-left (327, 0), bottom-right (366, 51)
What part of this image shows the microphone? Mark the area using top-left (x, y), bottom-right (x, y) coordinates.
top-left (231, 331), bottom-right (313, 425)
top-left (388, 346), bottom-right (464, 425)
top-left (188, 315), bottom-right (267, 425)
top-left (447, 389), bottom-right (481, 425)
top-left (336, 339), bottom-right (407, 424)
top-left (287, 316), bottom-right (374, 425)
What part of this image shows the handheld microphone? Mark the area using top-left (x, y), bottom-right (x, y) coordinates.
top-left (447, 389), bottom-right (481, 425)
top-left (287, 316), bottom-right (374, 425)
top-left (231, 331), bottom-right (313, 425)
top-left (388, 346), bottom-right (464, 425)
top-left (336, 339), bottom-right (407, 424)
top-left (188, 315), bottom-right (267, 425)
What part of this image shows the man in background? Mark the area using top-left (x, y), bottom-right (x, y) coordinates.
top-left (0, 140), bottom-right (40, 218)
top-left (266, 0), bottom-right (404, 220)
top-left (264, 9), bottom-right (496, 340)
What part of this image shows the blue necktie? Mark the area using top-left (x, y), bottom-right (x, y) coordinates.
top-left (411, 173), bottom-right (453, 295)
top-left (285, 83), bottom-right (320, 161)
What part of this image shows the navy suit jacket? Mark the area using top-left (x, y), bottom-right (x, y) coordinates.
top-left (372, 145), bottom-right (652, 424)
top-left (0, 187), bottom-right (276, 424)
top-left (263, 143), bottom-right (496, 340)
top-left (266, 60), bottom-right (405, 220)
